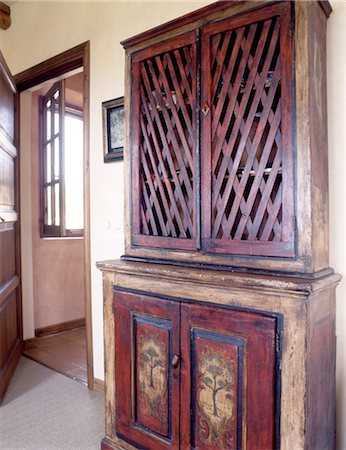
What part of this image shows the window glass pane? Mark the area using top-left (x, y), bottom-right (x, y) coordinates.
top-left (65, 114), bottom-right (84, 230)
top-left (53, 90), bottom-right (59, 100)
top-left (46, 109), bottom-right (51, 141)
top-left (54, 137), bottom-right (60, 180)
top-left (46, 186), bottom-right (52, 225)
top-left (54, 110), bottom-right (59, 134)
top-left (46, 143), bottom-right (51, 183)
top-left (55, 183), bottom-right (60, 226)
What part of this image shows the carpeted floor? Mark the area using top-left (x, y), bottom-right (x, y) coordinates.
top-left (0, 357), bottom-right (104, 449)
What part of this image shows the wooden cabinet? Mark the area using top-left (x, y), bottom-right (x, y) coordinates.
top-left (98, 1), bottom-right (340, 450)
top-left (123, 0), bottom-right (332, 275)
top-left (98, 261), bottom-right (340, 450)
top-left (114, 289), bottom-right (279, 450)
top-left (130, 3), bottom-right (294, 260)
top-left (115, 291), bottom-right (180, 449)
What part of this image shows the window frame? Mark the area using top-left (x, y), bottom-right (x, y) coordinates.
top-left (39, 80), bottom-right (84, 238)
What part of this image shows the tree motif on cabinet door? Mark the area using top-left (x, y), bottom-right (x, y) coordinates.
top-left (196, 344), bottom-right (237, 449)
top-left (136, 327), bottom-right (169, 435)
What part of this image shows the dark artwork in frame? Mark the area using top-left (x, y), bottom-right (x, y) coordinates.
top-left (102, 96), bottom-right (124, 162)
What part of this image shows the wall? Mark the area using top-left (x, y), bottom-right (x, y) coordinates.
top-left (0, 1), bottom-right (345, 448)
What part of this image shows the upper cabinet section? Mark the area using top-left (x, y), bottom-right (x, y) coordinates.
top-left (123, 1), bottom-right (332, 276)
top-left (200, 4), bottom-right (294, 258)
top-left (131, 32), bottom-right (198, 251)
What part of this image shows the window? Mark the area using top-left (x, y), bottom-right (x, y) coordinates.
top-left (40, 80), bottom-right (84, 237)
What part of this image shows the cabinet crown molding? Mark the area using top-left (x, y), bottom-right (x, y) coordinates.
top-left (121, 0), bottom-right (332, 50)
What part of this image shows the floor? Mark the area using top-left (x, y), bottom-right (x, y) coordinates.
top-left (23, 327), bottom-right (87, 384)
top-left (0, 357), bottom-right (103, 449)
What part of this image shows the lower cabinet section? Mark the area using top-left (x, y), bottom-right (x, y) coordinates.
top-left (114, 289), bottom-right (281, 450)
top-left (98, 261), bottom-right (339, 450)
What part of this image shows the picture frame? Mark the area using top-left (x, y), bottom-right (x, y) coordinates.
top-left (102, 96), bottom-right (125, 162)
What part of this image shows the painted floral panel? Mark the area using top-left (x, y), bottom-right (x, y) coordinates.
top-left (135, 321), bottom-right (169, 437)
top-left (194, 336), bottom-right (239, 450)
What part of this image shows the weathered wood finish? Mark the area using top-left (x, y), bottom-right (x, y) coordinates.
top-left (0, 51), bottom-right (21, 403)
top-left (98, 259), bottom-right (340, 450)
top-left (180, 302), bottom-right (278, 449)
top-left (114, 291), bottom-right (180, 449)
top-left (201, 3), bottom-right (294, 258)
top-left (131, 32), bottom-right (198, 251)
top-left (123, 0), bottom-right (332, 276)
top-left (99, 1), bottom-right (337, 449)
top-left (114, 289), bottom-right (278, 450)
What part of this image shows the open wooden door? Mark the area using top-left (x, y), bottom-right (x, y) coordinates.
top-left (0, 50), bottom-right (21, 403)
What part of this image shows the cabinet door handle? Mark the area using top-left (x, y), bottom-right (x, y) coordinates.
top-left (0, 216), bottom-right (5, 222)
top-left (171, 354), bottom-right (180, 369)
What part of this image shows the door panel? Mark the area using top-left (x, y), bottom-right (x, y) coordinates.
top-left (0, 51), bottom-right (21, 404)
top-left (114, 290), bottom-right (180, 449)
top-left (181, 303), bottom-right (279, 450)
top-left (200, 3), bottom-right (295, 258)
top-left (130, 31), bottom-right (198, 251)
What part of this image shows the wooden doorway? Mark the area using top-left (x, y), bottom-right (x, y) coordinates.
top-left (14, 42), bottom-right (94, 389)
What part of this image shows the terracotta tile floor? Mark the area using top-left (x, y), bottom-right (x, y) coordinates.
top-left (23, 327), bottom-right (87, 384)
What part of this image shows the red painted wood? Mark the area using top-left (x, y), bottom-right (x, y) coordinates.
top-left (131, 31), bottom-right (198, 250)
top-left (201, 2), bottom-right (295, 258)
top-left (114, 291), bottom-right (180, 449)
top-left (180, 302), bottom-right (278, 450)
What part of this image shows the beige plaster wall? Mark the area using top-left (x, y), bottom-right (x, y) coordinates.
top-left (1, 1), bottom-right (345, 447)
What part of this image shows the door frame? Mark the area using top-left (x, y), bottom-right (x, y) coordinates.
top-left (14, 42), bottom-right (94, 389)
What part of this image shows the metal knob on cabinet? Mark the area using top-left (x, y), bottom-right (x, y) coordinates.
top-left (171, 354), bottom-right (180, 369)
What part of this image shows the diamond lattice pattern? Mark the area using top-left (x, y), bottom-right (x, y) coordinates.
top-left (211, 16), bottom-right (283, 243)
top-left (138, 44), bottom-right (196, 239)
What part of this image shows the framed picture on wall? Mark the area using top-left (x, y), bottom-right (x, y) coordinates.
top-left (102, 96), bottom-right (124, 162)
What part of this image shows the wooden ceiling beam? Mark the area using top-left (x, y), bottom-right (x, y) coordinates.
top-left (0, 2), bottom-right (11, 30)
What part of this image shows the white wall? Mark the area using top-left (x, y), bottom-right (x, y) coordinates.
top-left (1, 1), bottom-right (345, 448)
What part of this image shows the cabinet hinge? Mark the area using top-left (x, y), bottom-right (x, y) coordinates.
top-left (276, 331), bottom-right (281, 355)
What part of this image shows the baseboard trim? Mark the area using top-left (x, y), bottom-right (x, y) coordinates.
top-left (93, 377), bottom-right (104, 394)
top-left (35, 318), bottom-right (86, 338)
top-left (23, 337), bottom-right (38, 350)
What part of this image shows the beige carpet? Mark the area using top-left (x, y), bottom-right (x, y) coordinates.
top-left (0, 357), bottom-right (104, 449)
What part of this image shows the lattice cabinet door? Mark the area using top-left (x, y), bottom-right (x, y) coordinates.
top-left (130, 31), bottom-right (198, 251)
top-left (201, 3), bottom-right (295, 258)
top-left (114, 290), bottom-right (180, 449)
top-left (180, 302), bottom-right (280, 450)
